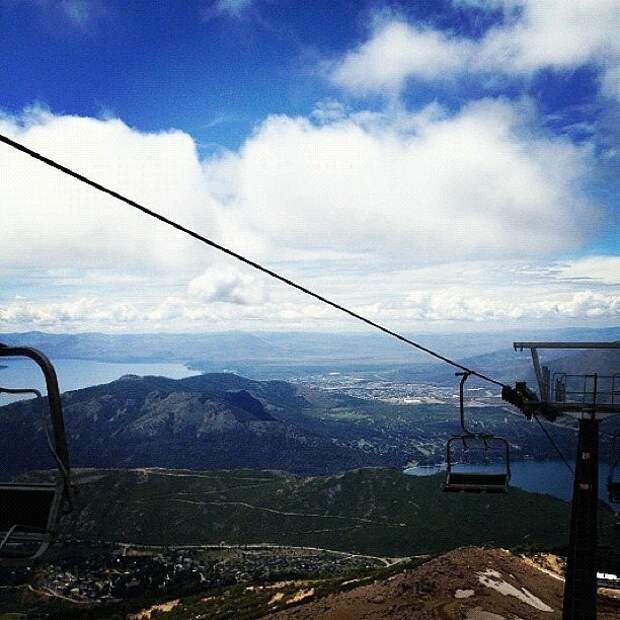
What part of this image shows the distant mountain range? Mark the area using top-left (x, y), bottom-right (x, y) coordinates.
top-left (399, 344), bottom-right (620, 388)
top-left (1, 326), bottom-right (618, 377)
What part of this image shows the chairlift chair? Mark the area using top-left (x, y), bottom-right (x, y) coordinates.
top-left (608, 433), bottom-right (620, 504)
top-left (0, 345), bottom-right (73, 564)
top-left (442, 372), bottom-right (511, 494)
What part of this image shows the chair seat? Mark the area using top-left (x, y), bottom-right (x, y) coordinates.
top-left (0, 483), bottom-right (58, 532)
top-left (443, 472), bottom-right (508, 493)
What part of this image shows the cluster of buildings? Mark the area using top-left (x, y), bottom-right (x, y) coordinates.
top-left (27, 544), bottom-right (382, 607)
top-left (290, 373), bottom-right (496, 405)
top-left (39, 552), bottom-right (201, 603)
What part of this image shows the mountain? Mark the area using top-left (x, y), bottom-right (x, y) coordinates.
top-left (2, 369), bottom-right (597, 477)
top-left (0, 373), bottom-right (389, 477)
top-left (545, 347), bottom-right (620, 376)
top-left (3, 368), bottom-right (610, 477)
top-left (262, 547), bottom-right (620, 620)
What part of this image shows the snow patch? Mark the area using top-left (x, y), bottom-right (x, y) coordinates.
top-left (484, 568), bottom-right (502, 579)
top-left (455, 588), bottom-right (475, 598)
top-left (477, 569), bottom-right (553, 612)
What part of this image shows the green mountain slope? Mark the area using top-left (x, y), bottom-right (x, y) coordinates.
top-left (57, 467), bottom-right (614, 557)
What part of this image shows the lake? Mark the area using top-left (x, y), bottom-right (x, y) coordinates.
top-left (404, 460), bottom-right (612, 504)
top-left (0, 357), bottom-right (199, 402)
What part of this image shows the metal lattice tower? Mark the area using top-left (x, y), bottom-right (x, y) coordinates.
top-left (511, 342), bottom-right (620, 620)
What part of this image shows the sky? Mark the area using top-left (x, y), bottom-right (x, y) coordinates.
top-left (0, 0), bottom-right (618, 334)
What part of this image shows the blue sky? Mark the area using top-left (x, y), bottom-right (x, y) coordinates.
top-left (0, 0), bottom-right (618, 332)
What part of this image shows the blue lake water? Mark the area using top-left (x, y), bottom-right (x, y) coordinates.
top-left (0, 358), bottom-right (199, 402)
top-left (404, 460), bottom-right (612, 504)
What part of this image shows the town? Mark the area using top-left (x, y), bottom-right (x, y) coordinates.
top-left (0, 542), bottom-right (387, 610)
top-left (289, 373), bottom-right (500, 407)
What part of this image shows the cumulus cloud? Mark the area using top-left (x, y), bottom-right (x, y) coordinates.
top-left (0, 292), bottom-right (334, 331)
top-left (2, 274), bottom-right (617, 332)
top-left (330, 21), bottom-right (473, 94)
top-left (0, 103), bottom-right (613, 333)
top-left (215, 98), bottom-right (594, 261)
top-left (146, 297), bottom-right (187, 322)
top-left (405, 289), bottom-right (619, 322)
top-left (329, 2), bottom-right (620, 100)
top-left (0, 108), bottom-right (223, 273)
top-left (474, 0), bottom-right (620, 75)
top-left (188, 266), bottom-right (267, 305)
top-left (0, 101), bottom-right (596, 277)
top-left (0, 297), bottom-right (139, 328)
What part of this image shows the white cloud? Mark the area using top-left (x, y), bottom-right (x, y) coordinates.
top-left (405, 289), bottom-right (619, 321)
top-left (601, 65), bottom-right (620, 101)
top-left (2, 267), bottom-right (617, 331)
top-left (146, 297), bottom-right (187, 322)
top-left (310, 100), bottom-right (349, 125)
top-left (60, 0), bottom-right (91, 26)
top-left (329, 20), bottom-right (473, 94)
top-left (0, 102), bottom-right (595, 277)
top-left (0, 108), bottom-right (223, 274)
top-left (555, 255), bottom-right (620, 285)
top-left (0, 105), bottom-right (614, 333)
top-left (329, 2), bottom-right (620, 101)
top-left (475, 0), bottom-right (620, 74)
top-left (13, 0), bottom-right (108, 29)
top-left (216, 98), bottom-right (594, 261)
top-left (0, 297), bottom-right (140, 327)
top-left (188, 266), bottom-right (267, 305)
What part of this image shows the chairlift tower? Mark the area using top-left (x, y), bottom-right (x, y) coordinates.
top-left (507, 342), bottom-right (620, 620)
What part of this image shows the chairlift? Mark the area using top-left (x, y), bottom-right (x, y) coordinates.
top-left (608, 433), bottom-right (620, 504)
top-left (442, 372), bottom-right (511, 494)
top-left (0, 344), bottom-right (73, 564)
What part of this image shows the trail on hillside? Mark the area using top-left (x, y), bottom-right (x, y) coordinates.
top-left (171, 498), bottom-right (408, 527)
